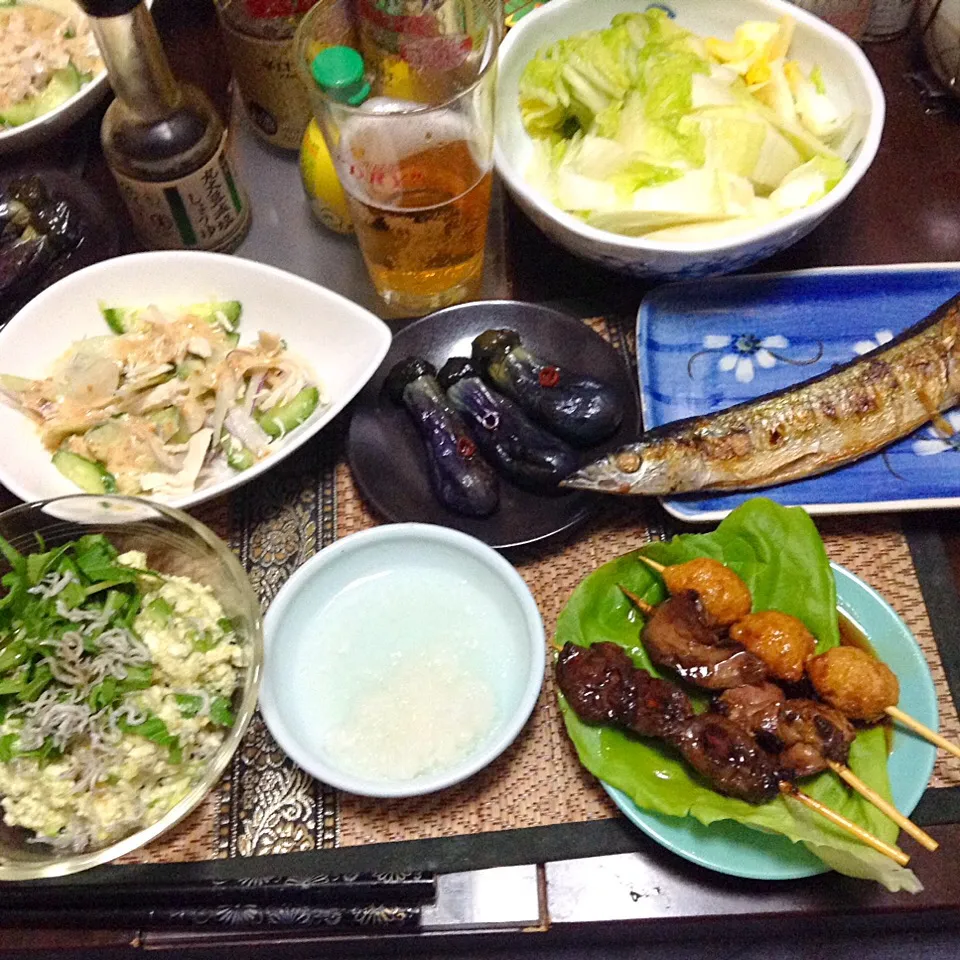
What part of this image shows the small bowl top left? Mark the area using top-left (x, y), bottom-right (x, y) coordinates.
top-left (0, 494), bottom-right (262, 880)
top-left (261, 523), bottom-right (546, 798)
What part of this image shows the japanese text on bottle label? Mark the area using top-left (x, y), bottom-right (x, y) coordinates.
top-left (112, 132), bottom-right (251, 252)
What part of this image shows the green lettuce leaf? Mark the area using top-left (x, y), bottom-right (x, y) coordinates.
top-left (554, 498), bottom-right (920, 892)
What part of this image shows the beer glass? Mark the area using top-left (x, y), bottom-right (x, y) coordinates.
top-left (295, 0), bottom-right (500, 315)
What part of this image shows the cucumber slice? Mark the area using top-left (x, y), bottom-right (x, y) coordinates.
top-left (256, 386), bottom-right (320, 439)
top-left (147, 407), bottom-right (188, 443)
top-left (0, 65), bottom-right (81, 128)
top-left (221, 434), bottom-right (255, 471)
top-left (52, 451), bottom-right (118, 495)
top-left (176, 357), bottom-right (205, 380)
top-left (84, 421), bottom-right (127, 462)
top-left (100, 300), bottom-right (243, 335)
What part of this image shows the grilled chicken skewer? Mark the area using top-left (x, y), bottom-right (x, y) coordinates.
top-left (718, 683), bottom-right (939, 852)
top-left (640, 555), bottom-right (960, 762)
top-left (555, 641), bottom-right (909, 866)
top-left (618, 586), bottom-right (938, 851)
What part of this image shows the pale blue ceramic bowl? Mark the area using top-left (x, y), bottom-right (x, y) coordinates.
top-left (260, 523), bottom-right (546, 798)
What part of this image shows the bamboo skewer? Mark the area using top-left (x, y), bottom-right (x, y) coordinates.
top-left (616, 583), bottom-right (931, 854)
top-left (635, 561), bottom-right (960, 765)
top-left (778, 783), bottom-right (910, 866)
top-left (826, 760), bottom-right (938, 852)
top-left (885, 705), bottom-right (960, 761)
top-left (618, 585), bottom-right (655, 616)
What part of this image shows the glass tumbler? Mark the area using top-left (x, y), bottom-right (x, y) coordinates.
top-left (295, 0), bottom-right (500, 315)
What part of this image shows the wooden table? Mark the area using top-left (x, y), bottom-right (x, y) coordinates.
top-left (4, 2), bottom-right (960, 955)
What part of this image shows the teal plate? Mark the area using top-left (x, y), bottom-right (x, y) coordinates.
top-left (603, 563), bottom-right (939, 881)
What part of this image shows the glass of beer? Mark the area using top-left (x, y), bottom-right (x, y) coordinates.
top-left (295, 0), bottom-right (500, 315)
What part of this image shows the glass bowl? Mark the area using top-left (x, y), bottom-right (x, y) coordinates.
top-left (0, 495), bottom-right (263, 880)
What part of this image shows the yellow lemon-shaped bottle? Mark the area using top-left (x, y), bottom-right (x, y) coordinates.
top-left (299, 118), bottom-right (353, 235)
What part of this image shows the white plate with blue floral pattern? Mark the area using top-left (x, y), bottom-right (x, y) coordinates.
top-left (637, 263), bottom-right (960, 522)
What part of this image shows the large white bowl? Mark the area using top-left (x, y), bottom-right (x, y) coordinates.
top-left (494, 0), bottom-right (886, 279)
top-left (0, 251), bottom-right (391, 509)
top-left (261, 523), bottom-right (546, 798)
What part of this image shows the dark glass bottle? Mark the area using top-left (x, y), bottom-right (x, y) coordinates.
top-left (76, 0), bottom-right (251, 251)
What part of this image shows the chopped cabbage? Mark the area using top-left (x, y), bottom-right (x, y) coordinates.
top-left (518, 9), bottom-right (850, 240)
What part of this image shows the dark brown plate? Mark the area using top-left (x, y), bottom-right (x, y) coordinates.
top-left (347, 301), bottom-right (640, 550)
top-left (0, 170), bottom-right (119, 327)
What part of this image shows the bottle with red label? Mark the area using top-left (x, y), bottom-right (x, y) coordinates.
top-left (216, 0), bottom-right (335, 149)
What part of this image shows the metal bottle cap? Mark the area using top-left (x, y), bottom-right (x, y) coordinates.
top-left (310, 46), bottom-right (371, 106)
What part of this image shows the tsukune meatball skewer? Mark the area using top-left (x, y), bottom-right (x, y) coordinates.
top-left (617, 587), bottom-right (938, 852)
top-left (555, 641), bottom-right (909, 866)
top-left (808, 646), bottom-right (960, 762)
top-left (641, 556), bottom-right (960, 763)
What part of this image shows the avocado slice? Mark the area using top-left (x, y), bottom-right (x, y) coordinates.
top-left (0, 65), bottom-right (82, 128)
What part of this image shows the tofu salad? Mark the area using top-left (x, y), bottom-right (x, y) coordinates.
top-left (0, 533), bottom-right (245, 852)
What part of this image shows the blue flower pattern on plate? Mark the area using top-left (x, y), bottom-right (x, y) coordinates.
top-left (637, 266), bottom-right (960, 520)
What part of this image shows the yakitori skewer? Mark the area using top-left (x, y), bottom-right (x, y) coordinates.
top-left (641, 556), bottom-right (960, 763)
top-left (616, 585), bottom-right (932, 852)
top-left (807, 646), bottom-right (960, 762)
top-left (555, 640), bottom-right (910, 867)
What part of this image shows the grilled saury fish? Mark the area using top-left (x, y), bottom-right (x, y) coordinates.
top-left (564, 293), bottom-right (960, 495)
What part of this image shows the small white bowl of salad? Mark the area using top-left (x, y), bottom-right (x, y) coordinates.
top-left (0, 251), bottom-right (391, 510)
top-left (0, 0), bottom-right (109, 155)
top-left (494, 0), bottom-right (885, 278)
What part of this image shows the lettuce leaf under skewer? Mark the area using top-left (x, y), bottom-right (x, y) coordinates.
top-left (554, 497), bottom-right (920, 892)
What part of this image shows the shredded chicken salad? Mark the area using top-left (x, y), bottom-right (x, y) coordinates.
top-left (0, 300), bottom-right (325, 498)
top-left (0, 0), bottom-right (102, 123)
top-left (0, 535), bottom-right (245, 852)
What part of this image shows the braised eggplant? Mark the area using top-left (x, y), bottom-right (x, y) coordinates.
top-left (0, 175), bottom-right (83, 314)
top-left (471, 328), bottom-right (622, 446)
top-left (386, 357), bottom-right (499, 517)
top-left (438, 357), bottom-right (579, 493)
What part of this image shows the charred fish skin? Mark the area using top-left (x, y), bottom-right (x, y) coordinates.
top-left (564, 293), bottom-right (960, 496)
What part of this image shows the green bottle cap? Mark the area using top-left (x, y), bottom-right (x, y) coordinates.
top-left (310, 46), bottom-right (371, 106)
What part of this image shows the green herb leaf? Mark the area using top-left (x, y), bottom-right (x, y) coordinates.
top-left (73, 535), bottom-right (139, 585)
top-left (209, 696), bottom-right (234, 727)
top-left (175, 693), bottom-right (202, 718)
top-left (118, 712), bottom-right (182, 763)
top-left (0, 733), bottom-right (16, 762)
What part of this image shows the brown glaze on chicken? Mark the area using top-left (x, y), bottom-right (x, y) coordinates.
top-left (672, 714), bottom-right (781, 804)
top-left (555, 642), bottom-right (780, 804)
top-left (807, 646), bottom-right (900, 722)
top-left (715, 682), bottom-right (784, 741)
top-left (717, 684), bottom-right (856, 778)
top-left (729, 611), bottom-right (817, 683)
top-left (555, 641), bottom-right (693, 739)
top-left (661, 558), bottom-right (752, 627)
top-left (642, 592), bottom-right (767, 690)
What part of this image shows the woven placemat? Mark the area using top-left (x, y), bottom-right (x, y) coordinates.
top-left (116, 318), bottom-right (960, 864)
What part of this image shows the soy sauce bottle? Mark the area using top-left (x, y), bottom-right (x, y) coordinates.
top-left (77, 0), bottom-right (251, 251)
